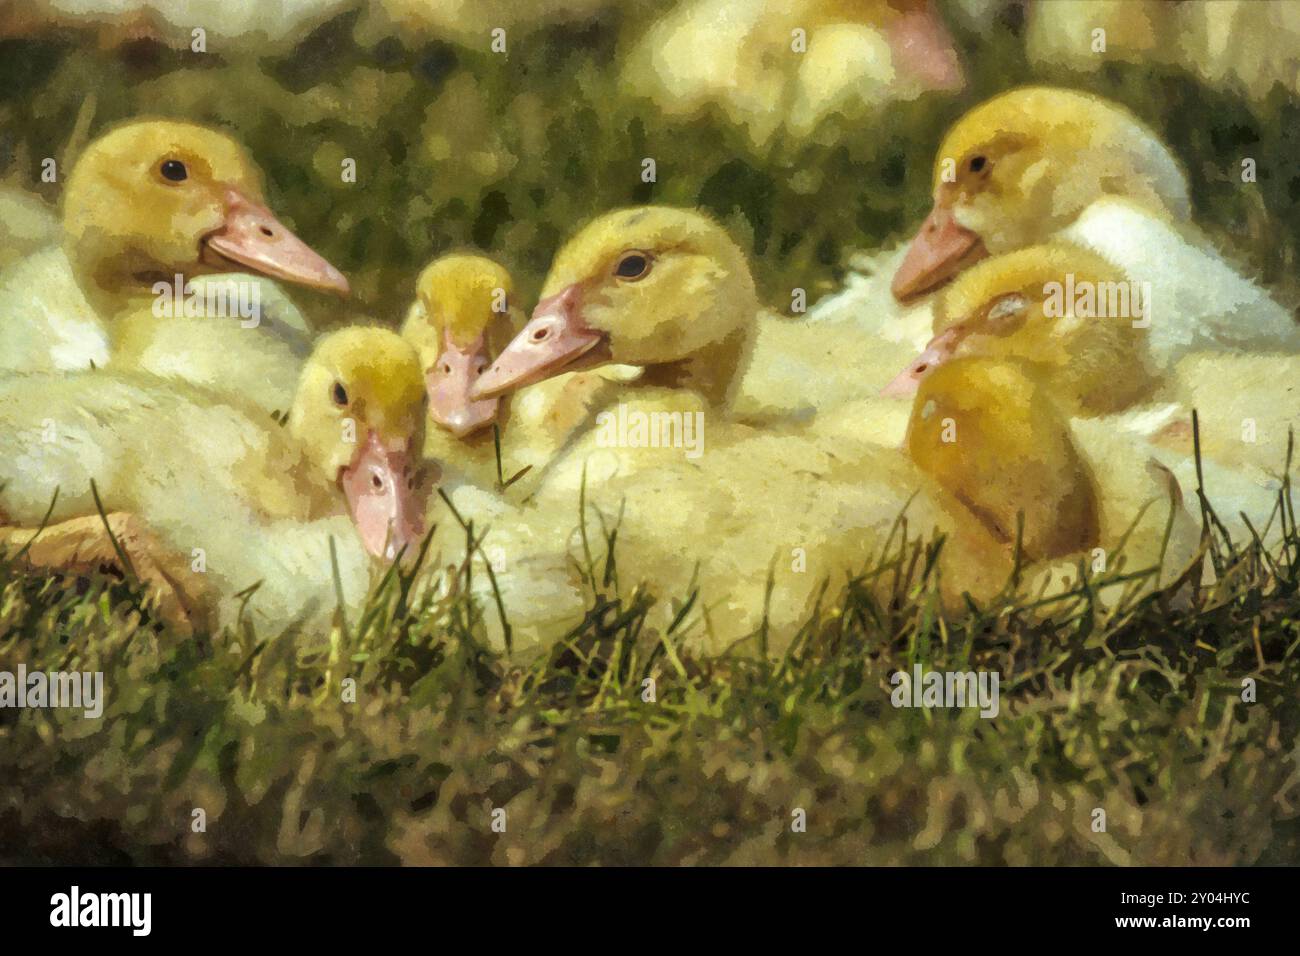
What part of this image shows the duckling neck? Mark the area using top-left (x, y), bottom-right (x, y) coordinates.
top-left (68, 239), bottom-right (200, 321)
top-left (636, 322), bottom-right (756, 410)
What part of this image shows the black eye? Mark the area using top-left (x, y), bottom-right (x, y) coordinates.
top-left (615, 253), bottom-right (650, 280)
top-left (969, 155), bottom-right (987, 173)
top-left (331, 381), bottom-right (348, 406)
top-left (160, 159), bottom-right (188, 182)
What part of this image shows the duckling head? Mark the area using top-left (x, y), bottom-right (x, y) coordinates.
top-left (906, 356), bottom-right (1100, 563)
top-left (471, 206), bottom-right (757, 405)
top-left (892, 86), bottom-right (1190, 300)
top-left (289, 327), bottom-right (433, 562)
top-left (884, 242), bottom-right (1157, 414)
top-left (400, 254), bottom-right (518, 439)
top-left (63, 119), bottom-right (349, 314)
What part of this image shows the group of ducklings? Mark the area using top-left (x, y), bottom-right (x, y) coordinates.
top-left (2, 85), bottom-right (1297, 655)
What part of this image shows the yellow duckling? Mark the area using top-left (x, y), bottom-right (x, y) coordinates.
top-left (908, 355), bottom-right (1199, 599)
top-left (0, 118), bottom-right (348, 412)
top-left (624, 0), bottom-right (963, 151)
top-left (0, 327), bottom-right (429, 634)
top-left (891, 86), bottom-right (1300, 362)
top-left (887, 242), bottom-right (1279, 559)
top-left (401, 254), bottom-right (519, 441)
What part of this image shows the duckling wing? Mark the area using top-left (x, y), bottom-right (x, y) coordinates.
top-left (0, 246), bottom-right (109, 374)
top-left (1062, 198), bottom-right (1300, 361)
top-left (0, 185), bottom-right (59, 270)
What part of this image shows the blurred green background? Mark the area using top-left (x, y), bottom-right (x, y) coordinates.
top-left (2, 0), bottom-right (1298, 329)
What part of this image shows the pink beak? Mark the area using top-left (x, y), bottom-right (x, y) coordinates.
top-left (202, 187), bottom-right (350, 296)
top-left (884, 2), bottom-right (964, 93)
top-left (425, 330), bottom-right (500, 439)
top-left (881, 325), bottom-right (967, 397)
top-left (891, 201), bottom-right (986, 302)
top-left (340, 431), bottom-right (429, 562)
top-left (469, 284), bottom-right (608, 400)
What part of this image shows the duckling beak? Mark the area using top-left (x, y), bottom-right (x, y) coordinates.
top-left (891, 202), bottom-right (986, 302)
top-left (881, 325), bottom-right (966, 397)
top-left (202, 187), bottom-right (350, 296)
top-left (470, 285), bottom-right (609, 400)
top-left (883, 2), bottom-right (964, 93)
top-left (340, 431), bottom-right (429, 563)
top-left (426, 332), bottom-right (500, 438)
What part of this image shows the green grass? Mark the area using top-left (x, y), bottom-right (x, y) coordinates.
top-left (3, 437), bottom-right (1299, 865)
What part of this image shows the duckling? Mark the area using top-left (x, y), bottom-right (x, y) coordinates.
top-left (1024, 1), bottom-right (1175, 76)
top-left (890, 242), bottom-right (1287, 550)
top-left (394, 253), bottom-right (621, 653)
top-left (0, 327), bottom-right (428, 635)
top-left (400, 254), bottom-right (519, 479)
top-left (1174, 0), bottom-right (1300, 105)
top-left (0, 118), bottom-right (348, 413)
top-left (909, 356), bottom-right (1200, 600)
top-left (624, 0), bottom-right (962, 151)
top-left (892, 87), bottom-right (1300, 362)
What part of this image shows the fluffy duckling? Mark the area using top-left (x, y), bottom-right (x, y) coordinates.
top-left (888, 242), bottom-right (1288, 550)
top-left (394, 254), bottom-right (613, 654)
top-left (0, 328), bottom-right (429, 634)
top-left (0, 118), bottom-right (348, 412)
top-left (624, 0), bottom-right (962, 151)
top-left (892, 87), bottom-right (1300, 362)
top-left (401, 254), bottom-right (519, 443)
top-left (1025, 1), bottom-right (1300, 107)
top-left (909, 356), bottom-right (1200, 596)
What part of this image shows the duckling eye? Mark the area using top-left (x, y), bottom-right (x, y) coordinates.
top-left (984, 293), bottom-right (1028, 332)
top-left (331, 381), bottom-right (349, 406)
top-left (968, 155), bottom-right (988, 174)
top-left (160, 159), bottom-right (188, 182)
top-left (442, 361), bottom-right (452, 375)
top-left (615, 253), bottom-right (650, 280)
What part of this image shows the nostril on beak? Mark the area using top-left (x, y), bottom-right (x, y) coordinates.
top-left (531, 327), bottom-right (549, 342)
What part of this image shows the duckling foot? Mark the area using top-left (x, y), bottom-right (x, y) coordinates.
top-left (0, 513), bottom-right (207, 636)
